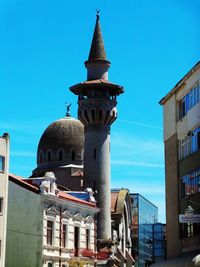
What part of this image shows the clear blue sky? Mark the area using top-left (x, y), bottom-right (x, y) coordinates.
top-left (1, 0), bottom-right (200, 222)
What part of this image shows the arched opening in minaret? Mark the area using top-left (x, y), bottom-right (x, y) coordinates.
top-left (71, 150), bottom-right (75, 161)
top-left (84, 110), bottom-right (89, 123)
top-left (99, 110), bottom-right (103, 122)
top-left (93, 148), bottom-right (97, 160)
top-left (92, 109), bottom-right (95, 122)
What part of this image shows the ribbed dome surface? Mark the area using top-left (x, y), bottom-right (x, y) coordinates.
top-left (38, 116), bottom-right (84, 154)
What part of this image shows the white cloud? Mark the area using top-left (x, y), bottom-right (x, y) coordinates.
top-left (11, 151), bottom-right (36, 158)
top-left (118, 119), bottom-right (163, 130)
top-left (111, 159), bottom-right (164, 168)
top-left (111, 131), bottom-right (164, 169)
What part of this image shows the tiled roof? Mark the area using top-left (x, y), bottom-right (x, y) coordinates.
top-left (58, 191), bottom-right (97, 207)
top-left (70, 79), bottom-right (124, 95)
top-left (87, 13), bottom-right (107, 62)
top-left (111, 192), bottom-right (119, 213)
top-left (9, 174), bottom-right (97, 208)
top-left (9, 173), bottom-right (39, 193)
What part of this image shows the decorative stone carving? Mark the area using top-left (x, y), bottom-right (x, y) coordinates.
top-left (46, 205), bottom-right (59, 216)
top-left (73, 213), bottom-right (83, 221)
top-left (84, 216), bottom-right (94, 224)
top-left (62, 210), bottom-right (72, 219)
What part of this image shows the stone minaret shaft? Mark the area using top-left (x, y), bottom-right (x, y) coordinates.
top-left (70, 13), bottom-right (124, 241)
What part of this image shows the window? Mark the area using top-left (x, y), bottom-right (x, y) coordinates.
top-left (178, 83), bottom-right (200, 120)
top-left (62, 224), bottom-right (68, 247)
top-left (181, 168), bottom-right (200, 198)
top-left (191, 126), bottom-right (200, 153)
top-left (86, 229), bottom-right (91, 249)
top-left (0, 198), bottom-right (3, 214)
top-left (48, 263), bottom-right (53, 267)
top-left (0, 156), bottom-right (5, 172)
top-left (178, 125), bottom-right (200, 160)
top-left (181, 223), bottom-right (200, 238)
top-left (93, 148), bottom-right (96, 160)
top-left (74, 226), bottom-right (80, 256)
top-left (71, 150), bottom-right (75, 161)
top-left (47, 220), bottom-right (53, 245)
top-left (58, 150), bottom-right (63, 161)
top-left (47, 151), bottom-right (52, 161)
top-left (179, 136), bottom-right (191, 160)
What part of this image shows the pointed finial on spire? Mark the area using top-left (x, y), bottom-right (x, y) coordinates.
top-left (96, 9), bottom-right (100, 21)
top-left (84, 12), bottom-right (111, 80)
top-left (65, 102), bottom-right (71, 117)
top-left (86, 11), bottom-right (109, 62)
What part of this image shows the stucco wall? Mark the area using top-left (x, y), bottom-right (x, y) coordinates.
top-left (0, 135), bottom-right (9, 267)
top-left (5, 181), bottom-right (43, 267)
top-left (163, 95), bottom-right (176, 141)
top-left (164, 134), bottom-right (180, 258)
top-left (177, 102), bottom-right (200, 139)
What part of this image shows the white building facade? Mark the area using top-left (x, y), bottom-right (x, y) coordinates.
top-left (6, 172), bottom-right (98, 267)
top-left (0, 133), bottom-right (9, 267)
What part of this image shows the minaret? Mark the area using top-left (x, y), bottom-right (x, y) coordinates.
top-left (70, 12), bottom-right (124, 242)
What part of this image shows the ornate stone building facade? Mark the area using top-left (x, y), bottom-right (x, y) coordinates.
top-left (6, 172), bottom-right (98, 267)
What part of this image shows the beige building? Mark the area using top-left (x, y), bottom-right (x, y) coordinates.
top-left (0, 133), bottom-right (9, 267)
top-left (157, 62), bottom-right (200, 266)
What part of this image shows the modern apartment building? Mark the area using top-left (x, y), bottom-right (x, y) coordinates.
top-left (159, 62), bottom-right (200, 265)
top-left (0, 133), bottom-right (9, 267)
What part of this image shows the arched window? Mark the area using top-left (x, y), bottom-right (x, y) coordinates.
top-left (47, 150), bottom-right (52, 161)
top-left (58, 150), bottom-right (63, 161)
top-left (71, 150), bottom-right (75, 161)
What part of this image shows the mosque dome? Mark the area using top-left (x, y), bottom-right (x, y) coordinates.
top-left (36, 114), bottom-right (84, 168)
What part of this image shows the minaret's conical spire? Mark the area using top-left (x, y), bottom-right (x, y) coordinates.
top-left (88, 11), bottom-right (108, 62)
top-left (85, 11), bottom-right (110, 81)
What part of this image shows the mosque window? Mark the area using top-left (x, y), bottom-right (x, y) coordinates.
top-left (58, 150), bottom-right (63, 161)
top-left (71, 150), bottom-right (75, 161)
top-left (47, 150), bottom-right (52, 161)
top-left (93, 148), bottom-right (96, 160)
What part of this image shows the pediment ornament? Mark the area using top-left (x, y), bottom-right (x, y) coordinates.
top-left (46, 205), bottom-right (59, 216)
top-left (62, 210), bottom-right (72, 219)
top-left (73, 213), bottom-right (83, 221)
top-left (84, 216), bottom-right (94, 224)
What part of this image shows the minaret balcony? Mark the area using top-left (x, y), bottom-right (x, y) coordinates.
top-left (78, 98), bottom-right (117, 126)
